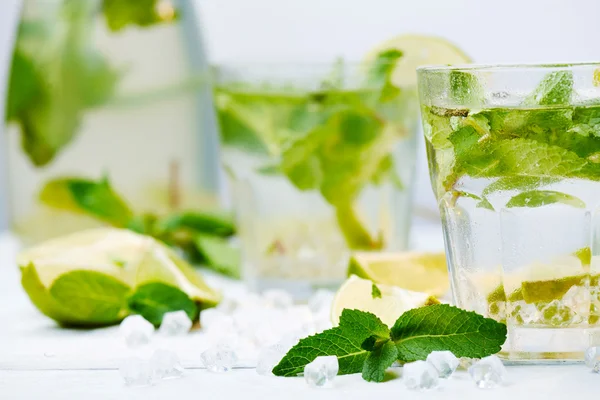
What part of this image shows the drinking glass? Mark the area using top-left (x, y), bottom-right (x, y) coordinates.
top-left (213, 61), bottom-right (420, 297)
top-left (418, 62), bottom-right (600, 362)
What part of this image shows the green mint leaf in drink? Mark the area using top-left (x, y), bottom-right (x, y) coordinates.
top-left (7, 0), bottom-right (120, 166)
top-left (361, 340), bottom-right (398, 382)
top-left (127, 282), bottom-right (198, 326)
top-left (49, 270), bottom-right (131, 326)
top-left (449, 70), bottom-right (483, 105)
top-left (5, 49), bottom-right (41, 122)
top-left (367, 49), bottom-right (403, 102)
top-left (39, 176), bottom-right (133, 227)
top-left (481, 176), bottom-right (558, 196)
top-left (524, 71), bottom-right (573, 106)
top-left (574, 246), bottom-right (592, 266)
top-left (272, 309), bottom-right (389, 377)
top-left (102, 0), bottom-right (178, 32)
top-left (194, 235), bottom-right (241, 279)
top-left (505, 190), bottom-right (586, 209)
top-left (371, 283), bottom-right (382, 299)
top-left (390, 304), bottom-right (507, 362)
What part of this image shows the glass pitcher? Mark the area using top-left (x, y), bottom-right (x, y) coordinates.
top-left (4, 0), bottom-right (218, 244)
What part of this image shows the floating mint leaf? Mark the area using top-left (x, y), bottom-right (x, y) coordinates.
top-left (390, 304), bottom-right (507, 362)
top-left (482, 176), bottom-right (558, 196)
top-left (272, 309), bottom-right (388, 377)
top-left (450, 71), bottom-right (483, 105)
top-left (574, 246), bottom-right (591, 266)
top-left (127, 282), bottom-right (198, 327)
top-left (524, 71), bottom-right (573, 106)
top-left (367, 49), bottom-right (403, 102)
top-left (462, 113), bottom-right (491, 136)
top-left (49, 270), bottom-right (131, 326)
top-left (505, 190), bottom-right (585, 209)
top-left (371, 283), bottom-right (382, 299)
top-left (422, 108), bottom-right (454, 149)
top-left (453, 191), bottom-right (494, 211)
top-left (362, 340), bottom-right (398, 382)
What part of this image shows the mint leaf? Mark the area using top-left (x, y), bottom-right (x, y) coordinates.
top-left (102, 0), bottom-right (177, 32)
top-left (49, 270), bottom-right (131, 327)
top-left (39, 177), bottom-right (133, 227)
top-left (524, 71), bottom-right (573, 106)
top-left (367, 49), bottom-right (403, 102)
top-left (127, 282), bottom-right (198, 326)
top-left (194, 235), bottom-right (241, 279)
top-left (422, 108), bottom-right (454, 150)
top-left (159, 211), bottom-right (236, 238)
top-left (371, 283), bottom-right (382, 299)
top-left (574, 247), bottom-right (592, 266)
top-left (453, 191), bottom-right (494, 211)
top-left (272, 309), bottom-right (388, 377)
top-left (449, 125), bottom-right (589, 184)
top-left (9, 0), bottom-right (120, 166)
top-left (5, 49), bottom-right (41, 121)
top-left (505, 190), bottom-right (585, 209)
top-left (390, 304), bottom-right (507, 362)
top-left (362, 340), bottom-right (398, 382)
top-left (482, 176), bottom-right (557, 196)
top-left (450, 71), bottom-right (483, 105)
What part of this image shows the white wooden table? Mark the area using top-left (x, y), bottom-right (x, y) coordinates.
top-left (0, 226), bottom-right (596, 399)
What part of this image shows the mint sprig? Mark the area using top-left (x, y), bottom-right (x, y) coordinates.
top-left (273, 305), bottom-right (507, 382)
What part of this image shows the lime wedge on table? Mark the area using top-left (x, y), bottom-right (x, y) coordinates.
top-left (331, 275), bottom-right (437, 327)
top-left (365, 34), bottom-right (472, 86)
top-left (19, 228), bottom-right (220, 327)
top-left (348, 252), bottom-right (449, 296)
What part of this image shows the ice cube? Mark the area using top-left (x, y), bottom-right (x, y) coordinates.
top-left (120, 315), bottom-right (154, 348)
top-left (304, 356), bottom-right (339, 388)
top-left (468, 355), bottom-right (507, 389)
top-left (402, 360), bottom-right (439, 391)
top-left (150, 349), bottom-right (184, 380)
top-left (256, 345), bottom-right (285, 376)
top-left (201, 345), bottom-right (238, 373)
top-left (585, 346), bottom-right (600, 371)
top-left (119, 357), bottom-right (156, 386)
top-left (426, 351), bottom-right (459, 378)
top-left (159, 311), bottom-right (193, 336)
top-left (263, 289), bottom-right (294, 309)
top-left (216, 297), bottom-right (239, 314)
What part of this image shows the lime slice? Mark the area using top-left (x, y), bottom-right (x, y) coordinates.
top-left (521, 274), bottom-right (587, 304)
top-left (331, 275), bottom-right (437, 327)
top-left (365, 34), bottom-right (472, 86)
top-left (348, 252), bottom-right (449, 296)
top-left (19, 228), bottom-right (220, 326)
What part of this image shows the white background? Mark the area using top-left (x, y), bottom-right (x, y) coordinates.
top-left (1, 0), bottom-right (600, 223)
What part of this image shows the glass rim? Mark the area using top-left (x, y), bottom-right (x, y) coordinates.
top-left (417, 61), bottom-right (600, 73)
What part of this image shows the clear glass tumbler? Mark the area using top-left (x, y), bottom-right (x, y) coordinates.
top-left (418, 62), bottom-right (600, 362)
top-left (213, 61), bottom-right (420, 297)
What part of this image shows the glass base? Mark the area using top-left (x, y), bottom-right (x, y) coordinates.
top-left (249, 277), bottom-right (343, 301)
top-left (499, 325), bottom-right (595, 363)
